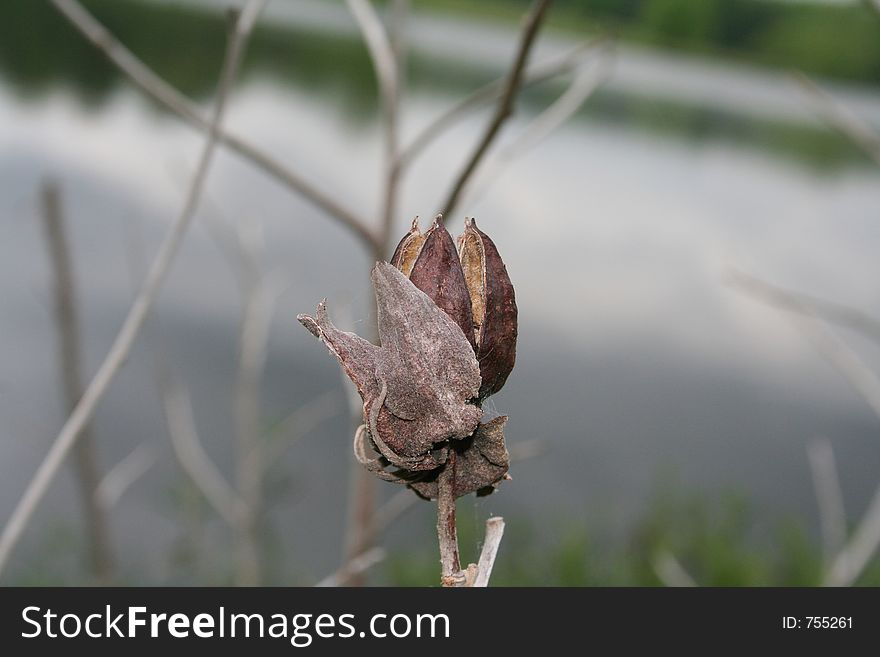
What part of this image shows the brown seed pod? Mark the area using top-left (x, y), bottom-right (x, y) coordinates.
top-left (395, 215), bottom-right (476, 350)
top-left (457, 217), bottom-right (518, 400)
top-left (389, 216), bottom-right (426, 277)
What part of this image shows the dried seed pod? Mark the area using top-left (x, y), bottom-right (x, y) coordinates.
top-left (392, 215), bottom-right (476, 350)
top-left (406, 417), bottom-right (510, 500)
top-left (390, 216), bottom-right (427, 277)
top-left (457, 217), bottom-right (518, 399)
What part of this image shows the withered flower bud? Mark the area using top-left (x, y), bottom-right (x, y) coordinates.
top-left (392, 215), bottom-right (517, 400)
top-left (299, 216), bottom-right (516, 500)
top-left (458, 217), bottom-right (518, 400)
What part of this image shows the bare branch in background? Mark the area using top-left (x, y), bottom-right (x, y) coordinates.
top-left (729, 271), bottom-right (880, 346)
top-left (264, 391), bottom-right (339, 465)
top-left (807, 439), bottom-right (847, 565)
top-left (461, 47), bottom-right (613, 207)
top-left (50, 0), bottom-right (377, 251)
top-left (94, 444), bottom-right (157, 511)
top-left (791, 71), bottom-right (880, 167)
top-left (315, 547), bottom-right (387, 587)
top-left (652, 550), bottom-right (698, 587)
top-left (231, 217), bottom-right (272, 586)
top-left (39, 179), bottom-right (115, 584)
top-left (399, 41), bottom-right (601, 170)
top-left (730, 272), bottom-right (880, 420)
top-left (826, 485), bottom-right (880, 586)
top-left (473, 517), bottom-right (505, 587)
top-left (0, 1), bottom-right (265, 578)
top-left (344, 0), bottom-right (410, 586)
top-left (441, 0), bottom-right (554, 218)
top-left (733, 271), bottom-right (880, 585)
top-left (161, 375), bottom-right (249, 531)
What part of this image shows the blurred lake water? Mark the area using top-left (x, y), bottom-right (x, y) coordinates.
top-left (1, 0), bottom-right (879, 583)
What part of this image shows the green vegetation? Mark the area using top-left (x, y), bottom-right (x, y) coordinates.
top-left (386, 488), bottom-right (880, 586)
top-left (422, 0), bottom-right (880, 86)
top-left (0, 0), bottom-right (871, 170)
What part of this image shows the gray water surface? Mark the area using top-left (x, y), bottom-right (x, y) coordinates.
top-left (2, 2), bottom-right (880, 583)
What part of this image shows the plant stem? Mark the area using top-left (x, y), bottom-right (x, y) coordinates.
top-left (437, 452), bottom-right (461, 586)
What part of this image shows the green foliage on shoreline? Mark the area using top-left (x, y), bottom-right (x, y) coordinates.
top-left (386, 489), bottom-right (880, 586)
top-left (423, 0), bottom-right (880, 86)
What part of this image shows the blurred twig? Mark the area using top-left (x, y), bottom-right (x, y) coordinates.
top-left (399, 41), bottom-right (600, 170)
top-left (807, 439), bottom-right (847, 565)
top-left (39, 179), bottom-right (115, 584)
top-left (652, 550), bottom-right (697, 587)
top-left (94, 444), bottom-right (156, 511)
top-left (441, 0), bottom-right (554, 217)
top-left (50, 0), bottom-right (377, 251)
top-left (232, 217), bottom-right (273, 586)
top-left (315, 547), bottom-right (387, 587)
top-left (462, 46), bottom-right (612, 207)
top-left (344, 0), bottom-right (410, 586)
top-left (161, 375), bottom-right (249, 531)
top-left (791, 71), bottom-right (880, 167)
top-left (733, 270), bottom-right (880, 585)
top-left (0, 1), bottom-right (264, 578)
top-left (729, 271), bottom-right (880, 346)
top-left (826, 485), bottom-right (880, 586)
top-left (264, 390), bottom-right (339, 465)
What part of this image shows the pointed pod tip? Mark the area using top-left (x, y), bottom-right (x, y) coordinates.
top-left (297, 313), bottom-right (320, 338)
top-left (464, 216), bottom-right (476, 229)
top-left (409, 215), bottom-right (421, 232)
top-left (432, 213), bottom-right (444, 228)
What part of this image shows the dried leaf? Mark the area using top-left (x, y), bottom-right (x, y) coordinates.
top-left (298, 263), bottom-right (482, 470)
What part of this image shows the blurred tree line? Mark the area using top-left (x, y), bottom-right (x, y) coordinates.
top-left (430, 0), bottom-right (880, 84)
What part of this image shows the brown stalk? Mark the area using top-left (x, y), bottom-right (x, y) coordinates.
top-left (40, 180), bottom-right (114, 584)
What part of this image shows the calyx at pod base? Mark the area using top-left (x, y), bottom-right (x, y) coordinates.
top-left (298, 215), bottom-right (517, 499)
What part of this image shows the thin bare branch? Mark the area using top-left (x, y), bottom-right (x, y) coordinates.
top-left (315, 547), bottom-right (387, 587)
top-left (231, 216), bottom-right (276, 586)
top-left (826, 484), bottom-right (880, 586)
top-left (791, 71), bottom-right (880, 167)
top-left (264, 391), bottom-right (339, 465)
top-left (807, 439), bottom-right (847, 565)
top-left (731, 272), bottom-right (880, 420)
top-left (50, 0), bottom-right (378, 251)
top-left (399, 41), bottom-right (599, 170)
top-left (652, 550), bottom-right (698, 587)
top-left (347, 0), bottom-right (398, 106)
top-left (441, 0), bottom-right (554, 217)
top-left (372, 488), bottom-right (419, 536)
top-left (39, 179), bottom-right (115, 583)
top-left (805, 322), bottom-right (880, 421)
top-left (347, 0), bottom-right (406, 253)
top-left (729, 271), bottom-right (880, 346)
top-left (162, 376), bottom-right (249, 530)
top-left (473, 517), bottom-right (505, 587)
top-left (462, 48), bottom-right (611, 207)
top-left (95, 444), bottom-right (156, 511)
top-left (0, 2), bottom-right (263, 578)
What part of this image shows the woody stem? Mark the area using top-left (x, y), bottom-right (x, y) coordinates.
top-left (437, 451), bottom-right (462, 586)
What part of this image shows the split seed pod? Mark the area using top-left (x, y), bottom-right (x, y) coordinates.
top-left (391, 215), bottom-right (517, 400)
top-left (458, 217), bottom-right (518, 400)
top-left (391, 216), bottom-right (476, 351)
